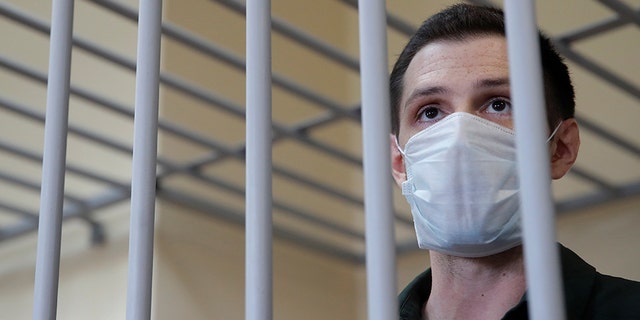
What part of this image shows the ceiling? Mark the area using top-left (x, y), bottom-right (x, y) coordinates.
top-left (0, 0), bottom-right (638, 264)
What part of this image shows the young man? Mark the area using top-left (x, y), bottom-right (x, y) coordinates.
top-left (389, 4), bottom-right (640, 320)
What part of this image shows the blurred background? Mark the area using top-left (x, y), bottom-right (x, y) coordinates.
top-left (0, 0), bottom-right (638, 319)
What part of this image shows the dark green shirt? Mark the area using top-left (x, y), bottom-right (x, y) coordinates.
top-left (398, 245), bottom-right (640, 319)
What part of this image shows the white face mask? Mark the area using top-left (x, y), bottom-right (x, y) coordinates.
top-left (396, 113), bottom-right (559, 258)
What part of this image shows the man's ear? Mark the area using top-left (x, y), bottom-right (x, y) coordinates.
top-left (390, 134), bottom-right (407, 186)
top-left (550, 118), bottom-right (580, 179)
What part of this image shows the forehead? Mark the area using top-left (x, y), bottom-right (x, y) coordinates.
top-left (401, 35), bottom-right (509, 101)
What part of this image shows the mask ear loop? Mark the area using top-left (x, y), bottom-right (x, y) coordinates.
top-left (546, 121), bottom-right (563, 143)
top-left (394, 135), bottom-right (407, 156)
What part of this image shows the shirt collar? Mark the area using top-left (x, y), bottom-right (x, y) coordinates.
top-left (398, 244), bottom-right (598, 320)
top-left (399, 269), bottom-right (431, 320)
top-left (496, 245), bottom-right (598, 319)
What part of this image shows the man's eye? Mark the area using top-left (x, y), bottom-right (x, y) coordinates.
top-left (420, 107), bottom-right (440, 120)
top-left (487, 99), bottom-right (512, 113)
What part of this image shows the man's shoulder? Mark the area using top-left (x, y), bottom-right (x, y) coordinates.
top-left (589, 272), bottom-right (640, 318)
top-left (398, 269), bottom-right (432, 320)
top-left (560, 244), bottom-right (640, 319)
top-left (594, 272), bottom-right (640, 293)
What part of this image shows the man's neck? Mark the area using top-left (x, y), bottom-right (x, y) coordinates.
top-left (425, 246), bottom-right (526, 320)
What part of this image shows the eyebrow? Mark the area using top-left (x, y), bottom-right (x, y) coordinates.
top-left (476, 77), bottom-right (510, 89)
top-left (403, 86), bottom-right (447, 110)
top-left (402, 77), bottom-right (511, 110)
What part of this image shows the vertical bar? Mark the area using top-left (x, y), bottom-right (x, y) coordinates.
top-left (125, 0), bottom-right (162, 319)
top-left (245, 0), bottom-right (272, 320)
top-left (32, 0), bottom-right (74, 319)
top-left (504, 1), bottom-right (566, 320)
top-left (358, 1), bottom-right (398, 320)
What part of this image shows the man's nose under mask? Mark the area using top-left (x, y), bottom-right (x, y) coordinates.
top-left (396, 113), bottom-right (560, 257)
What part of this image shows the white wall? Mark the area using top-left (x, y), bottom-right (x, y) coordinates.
top-left (0, 205), bottom-right (131, 319)
top-left (153, 201), bottom-right (358, 320)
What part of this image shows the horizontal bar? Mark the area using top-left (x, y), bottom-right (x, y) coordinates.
top-left (0, 139), bottom-right (128, 189)
top-left (157, 187), bottom-right (365, 264)
top-left (0, 188), bottom-right (130, 242)
top-left (0, 95), bottom-right (143, 163)
top-left (556, 180), bottom-right (640, 213)
top-left (555, 11), bottom-right (636, 44)
top-left (271, 165), bottom-right (414, 225)
top-left (0, 169), bottom-right (84, 205)
top-left (396, 239), bottom-right (419, 255)
top-left (159, 171), bottom-right (364, 240)
top-left (214, 0), bottom-right (360, 71)
top-left (0, 55), bottom-right (241, 162)
top-left (575, 115), bottom-right (640, 157)
top-left (598, 0), bottom-right (640, 27)
top-left (0, 84), bottom-right (367, 244)
top-left (0, 169), bottom-right (99, 230)
top-left (569, 166), bottom-right (617, 192)
top-left (553, 40), bottom-right (640, 100)
top-left (88, 0), bottom-right (360, 120)
top-left (0, 201), bottom-right (39, 220)
top-left (0, 2), bottom-right (363, 167)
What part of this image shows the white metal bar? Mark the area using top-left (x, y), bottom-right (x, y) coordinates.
top-left (245, 0), bottom-right (272, 320)
top-left (504, 1), bottom-right (566, 320)
top-left (125, 0), bottom-right (163, 319)
top-left (32, 0), bottom-right (74, 319)
top-left (357, 1), bottom-right (398, 319)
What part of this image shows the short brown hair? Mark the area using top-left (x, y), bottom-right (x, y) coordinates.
top-left (389, 4), bottom-right (575, 135)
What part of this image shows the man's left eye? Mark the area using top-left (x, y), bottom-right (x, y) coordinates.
top-left (487, 99), bottom-right (511, 113)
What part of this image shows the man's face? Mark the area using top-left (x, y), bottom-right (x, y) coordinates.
top-left (396, 35), bottom-right (512, 148)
